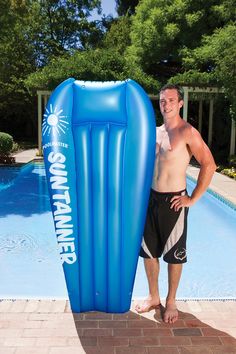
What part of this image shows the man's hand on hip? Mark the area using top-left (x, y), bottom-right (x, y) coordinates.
top-left (170, 195), bottom-right (193, 212)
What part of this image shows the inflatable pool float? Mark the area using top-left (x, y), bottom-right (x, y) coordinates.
top-left (42, 79), bottom-right (156, 313)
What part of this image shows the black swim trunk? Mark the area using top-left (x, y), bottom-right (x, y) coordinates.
top-left (140, 188), bottom-right (189, 264)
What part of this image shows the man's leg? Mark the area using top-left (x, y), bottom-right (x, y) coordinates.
top-left (164, 263), bottom-right (182, 323)
top-left (135, 258), bottom-right (161, 313)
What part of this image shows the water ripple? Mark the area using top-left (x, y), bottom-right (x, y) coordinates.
top-left (0, 233), bottom-right (56, 264)
top-left (0, 233), bottom-right (38, 254)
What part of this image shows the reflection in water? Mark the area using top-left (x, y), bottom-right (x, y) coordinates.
top-left (0, 166), bottom-right (21, 191)
top-left (0, 161), bottom-right (51, 217)
top-left (0, 233), bottom-right (38, 254)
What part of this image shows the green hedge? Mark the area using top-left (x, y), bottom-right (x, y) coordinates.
top-left (0, 132), bottom-right (15, 164)
top-left (0, 132), bottom-right (14, 155)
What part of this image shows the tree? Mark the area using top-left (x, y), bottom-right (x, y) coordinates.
top-left (0, 0), bottom-right (37, 139)
top-left (101, 15), bottom-right (159, 92)
top-left (103, 16), bottom-right (132, 54)
top-left (126, 0), bottom-right (235, 80)
top-left (26, 0), bottom-right (103, 66)
top-left (0, 0), bottom-right (103, 139)
top-left (25, 45), bottom-right (159, 94)
top-left (172, 23), bottom-right (236, 120)
top-left (25, 48), bottom-right (125, 89)
top-left (25, 11), bottom-right (159, 95)
top-left (115, 0), bottom-right (139, 16)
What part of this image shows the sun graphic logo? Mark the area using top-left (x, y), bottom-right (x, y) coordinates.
top-left (42, 104), bottom-right (69, 136)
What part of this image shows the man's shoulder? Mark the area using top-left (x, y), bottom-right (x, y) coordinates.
top-left (156, 124), bottom-right (165, 134)
top-left (180, 121), bottom-right (197, 135)
top-left (181, 121), bottom-right (203, 145)
top-left (156, 125), bottom-right (165, 144)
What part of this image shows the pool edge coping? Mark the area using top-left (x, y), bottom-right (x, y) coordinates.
top-left (187, 174), bottom-right (236, 211)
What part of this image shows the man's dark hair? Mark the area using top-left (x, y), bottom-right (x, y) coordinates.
top-left (159, 84), bottom-right (184, 102)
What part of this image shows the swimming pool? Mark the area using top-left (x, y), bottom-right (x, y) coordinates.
top-left (0, 161), bottom-right (236, 300)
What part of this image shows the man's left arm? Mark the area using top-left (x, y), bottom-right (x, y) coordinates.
top-left (171, 126), bottom-right (216, 211)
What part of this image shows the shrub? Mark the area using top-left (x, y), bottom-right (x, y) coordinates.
top-left (0, 132), bottom-right (15, 164)
top-left (229, 155), bottom-right (236, 168)
top-left (221, 168), bottom-right (236, 180)
top-left (11, 142), bottom-right (19, 153)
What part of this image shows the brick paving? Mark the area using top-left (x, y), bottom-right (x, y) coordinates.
top-left (0, 299), bottom-right (236, 353)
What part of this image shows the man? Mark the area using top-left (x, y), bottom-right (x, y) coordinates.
top-left (135, 84), bottom-right (216, 324)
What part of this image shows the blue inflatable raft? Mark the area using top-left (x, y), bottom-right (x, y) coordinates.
top-left (42, 79), bottom-right (156, 313)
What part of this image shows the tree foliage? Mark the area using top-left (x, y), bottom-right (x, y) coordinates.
top-left (25, 13), bottom-right (159, 95)
top-left (1, 0), bottom-right (235, 142)
top-left (115, 0), bottom-right (139, 16)
top-left (173, 23), bottom-right (236, 119)
top-left (0, 0), bottom-right (103, 139)
top-left (26, 48), bottom-right (125, 89)
top-left (25, 46), bottom-right (159, 95)
top-left (0, 0), bottom-right (37, 138)
top-left (20, 0), bottom-right (103, 66)
top-left (126, 0), bottom-right (235, 79)
top-left (103, 16), bottom-right (131, 54)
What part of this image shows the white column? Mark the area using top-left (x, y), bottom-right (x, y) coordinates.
top-left (230, 119), bottom-right (236, 156)
top-left (43, 95), bottom-right (48, 110)
top-left (208, 99), bottom-right (213, 147)
top-left (198, 100), bottom-right (203, 133)
top-left (37, 92), bottom-right (42, 156)
top-left (183, 87), bottom-right (188, 121)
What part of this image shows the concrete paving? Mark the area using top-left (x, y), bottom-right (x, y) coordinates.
top-left (12, 149), bottom-right (41, 164)
top-left (187, 165), bottom-right (236, 207)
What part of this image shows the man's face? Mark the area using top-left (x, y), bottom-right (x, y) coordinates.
top-left (159, 89), bottom-right (183, 120)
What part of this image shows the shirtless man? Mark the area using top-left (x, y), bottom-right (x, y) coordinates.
top-left (135, 84), bottom-right (216, 324)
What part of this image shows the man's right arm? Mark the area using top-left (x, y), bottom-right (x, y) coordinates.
top-left (186, 126), bottom-right (216, 205)
top-left (170, 126), bottom-right (216, 211)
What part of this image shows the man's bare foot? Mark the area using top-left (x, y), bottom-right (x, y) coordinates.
top-left (163, 301), bottom-right (178, 324)
top-left (135, 296), bottom-right (161, 314)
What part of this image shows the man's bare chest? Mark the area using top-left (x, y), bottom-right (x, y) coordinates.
top-left (157, 130), bottom-right (189, 161)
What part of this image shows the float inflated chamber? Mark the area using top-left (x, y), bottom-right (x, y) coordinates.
top-left (42, 79), bottom-right (156, 313)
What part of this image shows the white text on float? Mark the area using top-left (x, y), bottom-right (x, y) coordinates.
top-left (48, 152), bottom-right (77, 264)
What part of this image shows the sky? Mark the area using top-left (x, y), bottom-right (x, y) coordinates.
top-left (91, 0), bottom-right (117, 20)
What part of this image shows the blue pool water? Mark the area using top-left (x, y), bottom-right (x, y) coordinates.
top-left (0, 161), bottom-right (236, 300)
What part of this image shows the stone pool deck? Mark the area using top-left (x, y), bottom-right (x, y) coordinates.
top-left (0, 149), bottom-right (235, 353)
top-left (187, 165), bottom-right (236, 207)
top-left (12, 149), bottom-right (41, 164)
